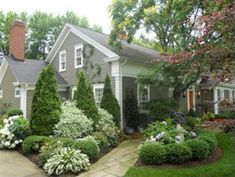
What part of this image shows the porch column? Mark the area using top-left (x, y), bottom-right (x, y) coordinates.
top-left (20, 86), bottom-right (27, 118)
top-left (114, 75), bottom-right (123, 130)
top-left (214, 87), bottom-right (218, 114)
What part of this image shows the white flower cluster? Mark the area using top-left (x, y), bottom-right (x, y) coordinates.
top-left (0, 115), bottom-right (23, 149)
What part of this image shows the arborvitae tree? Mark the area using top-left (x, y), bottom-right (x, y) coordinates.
top-left (101, 75), bottom-right (120, 127)
top-left (75, 70), bottom-right (98, 126)
top-left (30, 65), bottom-right (61, 135)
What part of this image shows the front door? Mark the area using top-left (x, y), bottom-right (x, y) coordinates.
top-left (189, 91), bottom-right (194, 110)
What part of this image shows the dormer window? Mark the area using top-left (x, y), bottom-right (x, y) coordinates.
top-left (74, 44), bottom-right (83, 68)
top-left (59, 50), bottom-right (66, 72)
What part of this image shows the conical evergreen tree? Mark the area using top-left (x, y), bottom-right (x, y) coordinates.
top-left (30, 65), bottom-right (61, 135)
top-left (75, 70), bottom-right (98, 126)
top-left (101, 75), bottom-right (120, 127)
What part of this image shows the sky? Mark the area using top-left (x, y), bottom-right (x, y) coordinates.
top-left (0, 0), bottom-right (113, 34)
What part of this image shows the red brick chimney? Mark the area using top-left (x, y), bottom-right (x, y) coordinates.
top-left (9, 20), bottom-right (25, 60)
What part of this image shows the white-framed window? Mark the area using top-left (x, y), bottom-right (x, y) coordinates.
top-left (0, 89), bottom-right (3, 98)
top-left (59, 50), bottom-right (66, 72)
top-left (74, 44), bottom-right (83, 68)
top-left (137, 84), bottom-right (150, 112)
top-left (93, 84), bottom-right (104, 106)
top-left (72, 87), bottom-right (77, 100)
top-left (224, 90), bottom-right (229, 100)
top-left (15, 88), bottom-right (21, 98)
top-left (217, 89), bottom-right (221, 101)
top-left (232, 91), bottom-right (235, 101)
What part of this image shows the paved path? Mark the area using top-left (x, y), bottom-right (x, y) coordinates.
top-left (0, 150), bottom-right (46, 177)
top-left (78, 139), bottom-right (140, 177)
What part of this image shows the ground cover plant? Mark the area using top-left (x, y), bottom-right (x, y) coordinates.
top-left (125, 133), bottom-right (235, 177)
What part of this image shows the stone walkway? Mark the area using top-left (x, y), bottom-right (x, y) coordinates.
top-left (78, 139), bottom-right (140, 177)
top-left (0, 150), bottom-right (46, 177)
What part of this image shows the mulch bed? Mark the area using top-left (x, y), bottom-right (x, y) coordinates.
top-left (135, 146), bottom-right (223, 169)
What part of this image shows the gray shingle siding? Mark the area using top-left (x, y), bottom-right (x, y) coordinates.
top-left (0, 67), bottom-right (20, 112)
top-left (51, 32), bottom-right (115, 99)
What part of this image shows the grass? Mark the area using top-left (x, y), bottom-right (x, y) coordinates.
top-left (125, 133), bottom-right (235, 177)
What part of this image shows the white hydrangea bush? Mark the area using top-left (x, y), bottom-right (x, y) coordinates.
top-left (0, 115), bottom-right (24, 149)
top-left (43, 147), bottom-right (90, 175)
top-left (54, 101), bottom-right (93, 139)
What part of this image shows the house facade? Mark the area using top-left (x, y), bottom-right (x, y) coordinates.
top-left (0, 21), bottom-right (235, 130)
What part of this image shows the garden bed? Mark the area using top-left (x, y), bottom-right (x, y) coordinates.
top-left (135, 146), bottom-right (223, 168)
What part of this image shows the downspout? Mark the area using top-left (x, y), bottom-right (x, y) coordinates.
top-left (119, 58), bottom-right (128, 130)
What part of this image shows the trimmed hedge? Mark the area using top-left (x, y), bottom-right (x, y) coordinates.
top-left (165, 143), bottom-right (192, 164)
top-left (198, 136), bottom-right (217, 155)
top-left (22, 135), bottom-right (51, 153)
top-left (139, 131), bottom-right (218, 165)
top-left (139, 143), bottom-right (166, 165)
top-left (184, 139), bottom-right (210, 160)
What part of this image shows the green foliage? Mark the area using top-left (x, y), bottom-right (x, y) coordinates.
top-left (165, 143), bottom-right (192, 164)
top-left (95, 108), bottom-right (119, 149)
top-left (22, 135), bottom-right (51, 153)
top-left (184, 139), bottom-right (210, 160)
top-left (143, 119), bottom-right (178, 144)
top-left (124, 94), bottom-right (139, 128)
top-left (125, 133), bottom-right (235, 177)
top-left (139, 143), bottom-right (167, 165)
top-left (43, 147), bottom-right (90, 175)
top-left (0, 10), bottom-right (103, 59)
top-left (147, 98), bottom-right (179, 120)
top-left (30, 65), bottom-right (61, 136)
top-left (74, 70), bottom-right (98, 126)
top-left (215, 112), bottom-right (235, 119)
top-left (39, 136), bottom-right (99, 165)
top-left (74, 136), bottom-right (99, 160)
top-left (10, 117), bottom-right (30, 140)
top-left (198, 136), bottom-right (217, 155)
top-left (92, 132), bottom-right (110, 152)
top-left (101, 75), bottom-right (120, 127)
top-left (54, 101), bottom-right (93, 139)
top-left (7, 108), bottom-right (23, 117)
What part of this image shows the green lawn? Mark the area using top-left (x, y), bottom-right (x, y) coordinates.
top-left (125, 133), bottom-right (235, 177)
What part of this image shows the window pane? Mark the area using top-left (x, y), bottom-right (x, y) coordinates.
top-left (224, 90), bottom-right (229, 100)
top-left (217, 89), bottom-right (221, 101)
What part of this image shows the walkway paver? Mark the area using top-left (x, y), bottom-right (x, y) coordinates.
top-left (78, 139), bottom-right (140, 177)
top-left (0, 150), bottom-right (46, 177)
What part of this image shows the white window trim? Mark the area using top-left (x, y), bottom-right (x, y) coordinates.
top-left (72, 86), bottom-right (77, 99)
top-left (137, 84), bottom-right (150, 113)
top-left (59, 50), bottom-right (66, 72)
top-left (15, 87), bottom-right (21, 98)
top-left (93, 83), bottom-right (104, 105)
top-left (0, 89), bottom-right (3, 99)
top-left (74, 44), bottom-right (84, 68)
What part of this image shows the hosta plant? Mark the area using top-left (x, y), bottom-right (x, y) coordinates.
top-left (54, 101), bottom-right (93, 139)
top-left (0, 115), bottom-right (30, 149)
top-left (43, 147), bottom-right (90, 175)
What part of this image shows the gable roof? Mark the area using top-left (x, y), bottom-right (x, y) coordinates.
top-left (6, 56), bottom-right (67, 86)
top-left (72, 25), bottom-right (161, 63)
top-left (46, 24), bottom-right (161, 64)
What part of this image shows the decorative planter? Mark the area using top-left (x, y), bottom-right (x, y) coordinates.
top-left (125, 127), bottom-right (134, 135)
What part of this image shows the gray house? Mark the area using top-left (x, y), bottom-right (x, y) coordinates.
top-left (0, 21), bottom-right (235, 130)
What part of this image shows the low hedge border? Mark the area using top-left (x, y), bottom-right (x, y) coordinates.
top-left (139, 131), bottom-right (217, 165)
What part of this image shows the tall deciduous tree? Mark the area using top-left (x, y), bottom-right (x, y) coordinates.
top-left (30, 65), bottom-right (61, 135)
top-left (74, 70), bottom-right (98, 126)
top-left (101, 75), bottom-right (120, 127)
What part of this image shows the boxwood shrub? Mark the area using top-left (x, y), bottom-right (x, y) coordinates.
top-left (165, 143), bottom-right (192, 164)
top-left (22, 135), bottom-right (51, 153)
top-left (139, 143), bottom-right (166, 165)
top-left (198, 136), bottom-right (217, 155)
top-left (184, 139), bottom-right (210, 160)
top-left (7, 108), bottom-right (23, 117)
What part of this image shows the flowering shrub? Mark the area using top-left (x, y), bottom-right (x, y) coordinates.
top-left (94, 108), bottom-right (119, 150)
top-left (54, 101), bottom-right (93, 139)
top-left (43, 147), bottom-right (90, 175)
top-left (0, 115), bottom-right (30, 149)
top-left (143, 119), bottom-right (197, 145)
